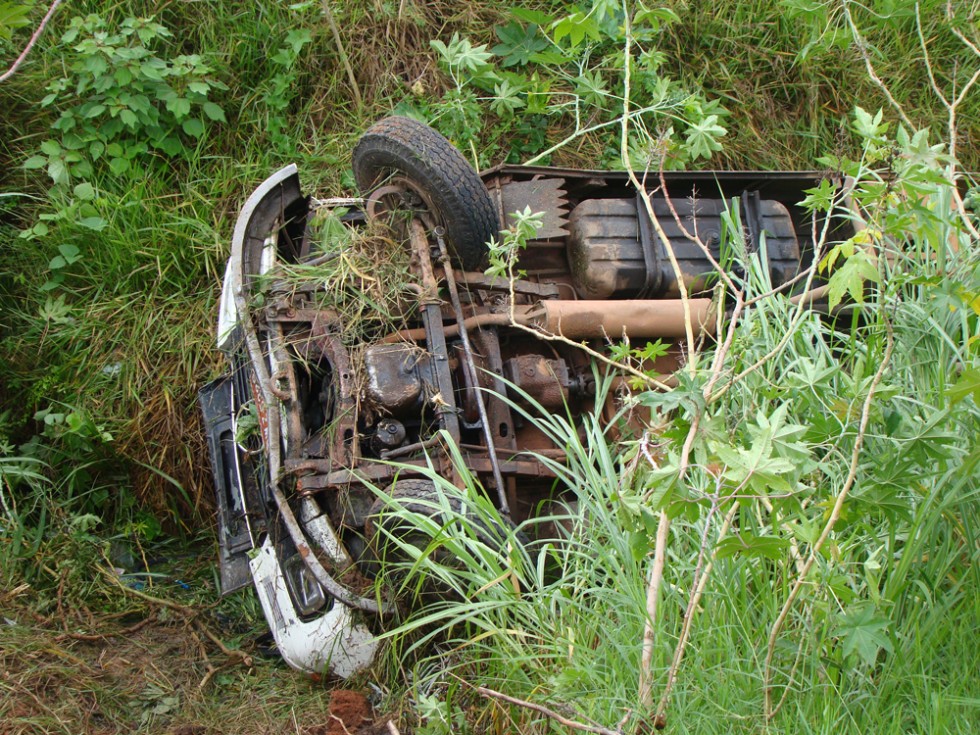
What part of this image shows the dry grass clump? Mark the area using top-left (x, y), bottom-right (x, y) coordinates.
top-left (272, 210), bottom-right (420, 347)
top-left (306, 1), bottom-right (507, 133)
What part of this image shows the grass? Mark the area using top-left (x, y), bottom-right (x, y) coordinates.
top-left (370, 418), bottom-right (979, 733)
top-left (371, 321), bottom-right (979, 733)
top-left (1, 0), bottom-right (978, 732)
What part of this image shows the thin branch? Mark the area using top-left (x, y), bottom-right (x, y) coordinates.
top-left (321, 0), bottom-right (362, 109)
top-left (656, 171), bottom-right (741, 298)
top-left (655, 502), bottom-right (738, 719)
top-left (915, 3), bottom-right (949, 108)
top-left (523, 100), bottom-right (682, 166)
top-left (946, 0), bottom-right (980, 59)
top-left (638, 508), bottom-right (671, 710)
top-left (0, 0), bottom-right (64, 84)
top-left (913, 3), bottom-right (980, 241)
top-left (763, 312), bottom-right (895, 719)
top-left (619, 16), bottom-right (698, 375)
top-left (841, 0), bottom-right (914, 129)
top-left (475, 685), bottom-right (624, 735)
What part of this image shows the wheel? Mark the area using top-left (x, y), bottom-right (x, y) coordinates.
top-left (352, 116), bottom-right (498, 271)
top-left (366, 479), bottom-right (524, 577)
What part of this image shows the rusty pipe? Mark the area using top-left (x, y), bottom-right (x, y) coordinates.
top-left (380, 299), bottom-right (716, 344)
top-left (380, 310), bottom-right (533, 344)
top-left (525, 299), bottom-right (716, 339)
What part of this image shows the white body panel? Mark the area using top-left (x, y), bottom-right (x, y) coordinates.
top-left (249, 540), bottom-right (378, 677)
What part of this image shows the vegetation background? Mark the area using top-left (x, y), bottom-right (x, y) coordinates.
top-left (0, 1), bottom-right (977, 733)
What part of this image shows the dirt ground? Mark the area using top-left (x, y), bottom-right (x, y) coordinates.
top-left (0, 589), bottom-right (391, 735)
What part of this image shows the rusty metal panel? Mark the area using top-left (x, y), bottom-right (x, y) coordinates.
top-left (499, 178), bottom-right (570, 240)
top-left (566, 196), bottom-right (801, 299)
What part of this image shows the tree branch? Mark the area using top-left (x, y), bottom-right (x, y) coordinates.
top-left (0, 0), bottom-right (64, 84)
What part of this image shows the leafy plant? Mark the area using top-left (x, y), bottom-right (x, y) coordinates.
top-left (0, 0), bottom-right (32, 44)
top-left (416, 2), bottom-right (729, 168)
top-left (256, 28), bottom-right (312, 152)
top-left (22, 14), bottom-right (226, 187)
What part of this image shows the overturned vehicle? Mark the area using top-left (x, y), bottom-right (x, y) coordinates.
top-left (200, 116), bottom-right (850, 676)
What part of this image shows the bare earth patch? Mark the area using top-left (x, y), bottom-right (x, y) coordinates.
top-left (0, 598), bottom-right (384, 735)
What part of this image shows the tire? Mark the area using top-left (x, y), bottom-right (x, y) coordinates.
top-left (352, 116), bottom-right (497, 271)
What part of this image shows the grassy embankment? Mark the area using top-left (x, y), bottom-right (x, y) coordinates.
top-left (1, 1), bottom-right (977, 733)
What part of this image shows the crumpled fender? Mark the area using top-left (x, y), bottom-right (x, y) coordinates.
top-left (249, 538), bottom-right (378, 677)
top-left (217, 163), bottom-right (299, 351)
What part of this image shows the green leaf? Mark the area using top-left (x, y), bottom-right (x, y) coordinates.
top-left (47, 158), bottom-right (69, 186)
top-left (634, 6), bottom-right (680, 32)
top-left (39, 295), bottom-right (72, 323)
top-left (156, 136), bottom-right (184, 156)
top-left (490, 79), bottom-right (525, 117)
top-left (40, 140), bottom-right (62, 156)
top-left (716, 533), bottom-right (790, 560)
top-left (834, 604), bottom-right (893, 667)
top-left (853, 106), bottom-right (887, 140)
top-left (109, 157), bottom-right (130, 175)
top-left (181, 117), bottom-right (204, 138)
top-left (552, 12), bottom-right (601, 48)
top-left (78, 216), bottom-right (107, 231)
top-left (800, 178), bottom-right (838, 214)
top-left (23, 155), bottom-right (48, 170)
top-left (166, 96), bottom-right (191, 118)
top-left (119, 109), bottom-right (139, 127)
top-left (511, 8), bottom-right (553, 26)
top-left (430, 33), bottom-right (494, 75)
top-left (285, 28), bottom-right (312, 54)
top-left (0, 1), bottom-right (33, 42)
top-left (270, 48), bottom-right (293, 67)
top-left (73, 182), bottom-right (96, 200)
top-left (202, 101), bottom-right (226, 122)
top-left (58, 243), bottom-right (81, 263)
top-left (491, 22), bottom-right (549, 67)
top-left (684, 115), bottom-right (727, 160)
top-left (39, 274), bottom-right (64, 291)
top-left (114, 66), bottom-right (133, 86)
top-left (826, 248), bottom-right (880, 309)
top-left (575, 68), bottom-right (609, 109)
top-left (947, 366), bottom-right (980, 405)
top-left (635, 340), bottom-right (669, 362)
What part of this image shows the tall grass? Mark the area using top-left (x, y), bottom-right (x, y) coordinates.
top-left (375, 334), bottom-right (977, 732)
top-left (372, 108), bottom-right (979, 730)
